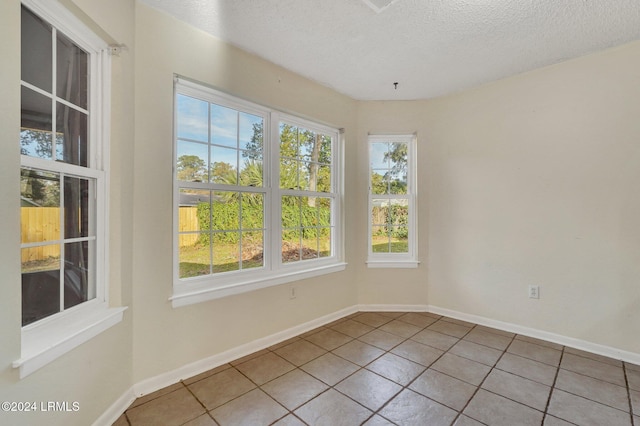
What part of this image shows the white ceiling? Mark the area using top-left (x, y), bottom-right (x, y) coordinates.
top-left (140, 0), bottom-right (640, 101)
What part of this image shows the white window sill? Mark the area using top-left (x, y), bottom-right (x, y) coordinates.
top-left (366, 259), bottom-right (420, 268)
top-left (171, 262), bottom-right (347, 308)
top-left (13, 305), bottom-right (127, 378)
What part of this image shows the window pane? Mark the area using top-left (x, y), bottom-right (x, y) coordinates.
top-left (371, 171), bottom-right (388, 195)
top-left (282, 229), bottom-right (301, 263)
top-left (298, 128), bottom-right (315, 161)
top-left (371, 225), bottom-right (389, 253)
top-left (57, 32), bottom-right (88, 109)
top-left (319, 134), bottom-right (332, 164)
top-left (178, 189), bottom-right (209, 232)
top-left (317, 198), bottom-right (331, 227)
top-left (388, 143), bottom-right (408, 194)
top-left (239, 112), bottom-right (263, 151)
top-left (371, 199), bottom-right (388, 226)
top-left (317, 165), bottom-right (331, 193)
top-left (176, 141), bottom-right (208, 182)
top-left (64, 240), bottom-right (94, 309)
top-left (21, 169), bottom-right (60, 243)
top-left (298, 161), bottom-right (310, 190)
top-left (211, 104), bottom-right (237, 148)
top-left (301, 235), bottom-right (319, 260)
top-left (213, 232), bottom-right (240, 272)
top-left (241, 193), bottom-right (263, 230)
top-left (56, 102), bottom-right (88, 166)
top-left (211, 146), bottom-right (238, 184)
top-left (179, 236), bottom-right (211, 278)
top-left (176, 94), bottom-right (208, 142)
top-left (300, 197), bottom-right (318, 226)
top-left (389, 199), bottom-right (409, 227)
top-left (213, 192), bottom-right (239, 230)
top-left (21, 7), bottom-right (52, 92)
top-left (370, 142), bottom-right (388, 169)
top-left (279, 123), bottom-right (298, 158)
top-left (282, 196), bottom-right (301, 228)
top-left (21, 87), bottom-right (53, 159)
top-left (210, 159), bottom-right (237, 184)
top-left (389, 174), bottom-right (408, 195)
top-left (22, 246), bottom-right (60, 326)
top-left (239, 157), bottom-right (263, 188)
top-left (279, 158), bottom-right (298, 189)
top-left (63, 176), bottom-right (91, 239)
top-left (319, 228), bottom-right (331, 258)
top-left (390, 227), bottom-right (409, 253)
top-left (241, 231), bottom-right (263, 270)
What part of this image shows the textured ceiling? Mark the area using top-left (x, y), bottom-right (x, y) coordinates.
top-left (140, 0), bottom-right (640, 100)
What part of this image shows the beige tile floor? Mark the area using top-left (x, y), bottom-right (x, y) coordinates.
top-left (113, 311), bottom-right (640, 426)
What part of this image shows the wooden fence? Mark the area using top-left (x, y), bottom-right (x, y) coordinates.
top-left (21, 207), bottom-right (60, 263)
top-left (179, 207), bottom-right (199, 247)
top-left (21, 207), bottom-right (204, 263)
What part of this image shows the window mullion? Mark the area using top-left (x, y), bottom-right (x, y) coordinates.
top-left (58, 172), bottom-right (65, 313)
top-left (51, 27), bottom-right (57, 162)
top-left (269, 112), bottom-right (281, 271)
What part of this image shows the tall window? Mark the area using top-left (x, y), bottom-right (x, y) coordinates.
top-left (20, 2), bottom-right (107, 326)
top-left (279, 121), bottom-right (334, 263)
top-left (173, 79), bottom-right (343, 305)
top-left (367, 134), bottom-right (418, 268)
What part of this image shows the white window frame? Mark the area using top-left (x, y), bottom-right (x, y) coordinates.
top-left (366, 134), bottom-right (419, 268)
top-left (13, 0), bottom-right (125, 379)
top-left (172, 78), bottom-right (345, 307)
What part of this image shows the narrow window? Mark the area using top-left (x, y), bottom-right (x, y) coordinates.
top-left (20, 4), bottom-right (101, 325)
top-left (367, 135), bottom-right (418, 268)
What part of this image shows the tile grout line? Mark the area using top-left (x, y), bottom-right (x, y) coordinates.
top-left (624, 362), bottom-right (636, 426)
top-left (541, 344), bottom-right (565, 426)
top-left (449, 325), bottom-right (516, 426)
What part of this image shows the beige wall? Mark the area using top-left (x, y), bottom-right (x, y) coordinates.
top-left (1, 0), bottom-right (639, 424)
top-left (0, 1), bottom-right (135, 425)
top-left (359, 42), bottom-right (640, 354)
top-left (425, 41), bottom-right (640, 354)
top-left (131, 3), bottom-right (359, 382)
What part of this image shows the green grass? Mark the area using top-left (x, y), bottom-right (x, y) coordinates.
top-left (371, 236), bottom-right (408, 253)
top-left (179, 237), bottom-right (331, 278)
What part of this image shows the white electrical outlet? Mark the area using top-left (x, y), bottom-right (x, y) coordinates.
top-left (528, 285), bottom-right (540, 299)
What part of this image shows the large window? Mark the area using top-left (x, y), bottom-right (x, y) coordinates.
top-left (173, 79), bottom-right (343, 305)
top-left (367, 134), bottom-right (418, 268)
top-left (15, 0), bottom-right (123, 378)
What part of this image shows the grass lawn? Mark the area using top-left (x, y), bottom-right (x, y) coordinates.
top-left (371, 236), bottom-right (409, 253)
top-left (179, 237), bottom-right (330, 278)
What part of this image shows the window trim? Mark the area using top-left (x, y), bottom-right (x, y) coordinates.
top-left (366, 134), bottom-right (419, 268)
top-left (172, 78), bottom-right (344, 307)
top-left (15, 0), bottom-right (125, 378)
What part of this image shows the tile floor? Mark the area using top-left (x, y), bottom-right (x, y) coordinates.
top-left (113, 311), bottom-right (640, 426)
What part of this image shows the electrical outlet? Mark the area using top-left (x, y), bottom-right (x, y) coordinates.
top-left (289, 287), bottom-right (297, 300)
top-left (528, 285), bottom-right (540, 299)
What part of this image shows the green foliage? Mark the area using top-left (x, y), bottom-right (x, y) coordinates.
top-left (177, 154), bottom-right (206, 182)
top-left (197, 197), bottom-right (330, 245)
top-left (372, 204), bottom-right (408, 238)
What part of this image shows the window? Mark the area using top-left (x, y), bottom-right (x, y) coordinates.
top-left (173, 79), bottom-right (344, 306)
top-left (15, 0), bottom-right (124, 378)
top-left (367, 134), bottom-right (418, 268)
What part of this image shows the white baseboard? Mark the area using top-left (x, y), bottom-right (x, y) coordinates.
top-left (132, 305), bottom-right (358, 398)
top-left (95, 303), bottom-right (640, 425)
top-left (427, 305), bottom-right (640, 365)
top-left (92, 387), bottom-right (136, 426)
top-left (357, 303), bottom-right (428, 312)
